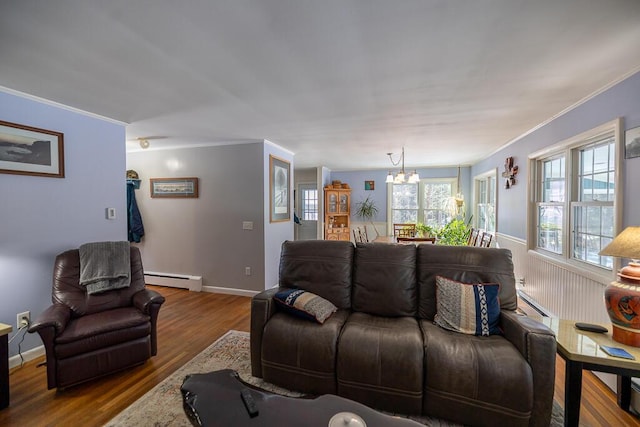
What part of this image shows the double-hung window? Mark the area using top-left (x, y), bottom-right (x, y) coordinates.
top-left (473, 170), bottom-right (497, 233)
top-left (530, 119), bottom-right (623, 275)
top-left (388, 178), bottom-right (456, 232)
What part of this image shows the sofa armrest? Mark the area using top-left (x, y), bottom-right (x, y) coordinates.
top-left (133, 288), bottom-right (166, 314)
top-left (501, 310), bottom-right (557, 427)
top-left (28, 304), bottom-right (71, 336)
top-left (250, 287), bottom-right (282, 378)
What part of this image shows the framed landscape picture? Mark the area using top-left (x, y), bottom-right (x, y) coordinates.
top-left (269, 155), bottom-right (290, 222)
top-left (0, 120), bottom-right (64, 178)
top-left (150, 177), bottom-right (199, 198)
top-left (625, 126), bottom-right (640, 159)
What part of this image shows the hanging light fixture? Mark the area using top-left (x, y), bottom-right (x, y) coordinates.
top-left (385, 147), bottom-right (420, 184)
top-left (446, 166), bottom-right (465, 218)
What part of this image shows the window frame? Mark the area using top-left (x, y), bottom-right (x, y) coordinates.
top-left (472, 168), bottom-right (498, 233)
top-left (386, 177), bottom-right (457, 235)
top-left (527, 118), bottom-right (624, 283)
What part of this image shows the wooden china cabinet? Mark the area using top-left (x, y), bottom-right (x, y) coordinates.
top-left (324, 186), bottom-right (351, 241)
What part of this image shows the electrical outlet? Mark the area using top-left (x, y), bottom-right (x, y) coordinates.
top-left (245, 267), bottom-right (251, 276)
top-left (17, 311), bottom-right (30, 329)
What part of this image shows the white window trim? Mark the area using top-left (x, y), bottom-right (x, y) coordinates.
top-left (527, 118), bottom-right (624, 284)
top-left (386, 177), bottom-right (457, 236)
top-left (472, 168), bottom-right (498, 232)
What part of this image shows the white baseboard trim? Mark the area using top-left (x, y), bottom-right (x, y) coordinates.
top-left (201, 286), bottom-right (259, 297)
top-left (10, 344), bottom-right (45, 369)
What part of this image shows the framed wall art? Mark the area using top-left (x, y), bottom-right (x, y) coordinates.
top-left (0, 120), bottom-right (64, 178)
top-left (365, 180), bottom-right (375, 190)
top-left (150, 177), bottom-right (199, 198)
top-left (625, 126), bottom-right (640, 159)
top-left (269, 154), bottom-right (290, 222)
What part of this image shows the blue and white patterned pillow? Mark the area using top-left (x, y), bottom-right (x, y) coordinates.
top-left (434, 276), bottom-right (501, 336)
top-left (274, 289), bottom-right (338, 324)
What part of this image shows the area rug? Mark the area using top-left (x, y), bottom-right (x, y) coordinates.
top-left (105, 330), bottom-right (563, 426)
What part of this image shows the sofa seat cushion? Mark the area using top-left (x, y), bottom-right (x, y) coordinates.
top-left (420, 321), bottom-right (533, 427)
top-left (337, 312), bottom-right (423, 415)
top-left (261, 309), bottom-right (350, 395)
top-left (55, 307), bottom-right (150, 359)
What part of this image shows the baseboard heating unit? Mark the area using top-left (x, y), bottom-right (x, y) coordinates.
top-left (144, 271), bottom-right (202, 292)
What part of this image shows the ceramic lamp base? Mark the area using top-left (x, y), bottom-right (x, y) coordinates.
top-left (611, 324), bottom-right (640, 347)
top-left (605, 279), bottom-right (640, 348)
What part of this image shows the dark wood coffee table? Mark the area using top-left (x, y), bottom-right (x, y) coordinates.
top-left (181, 369), bottom-right (424, 426)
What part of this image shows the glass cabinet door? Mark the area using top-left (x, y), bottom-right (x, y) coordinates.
top-left (328, 192), bottom-right (338, 213)
top-left (339, 193), bottom-right (349, 213)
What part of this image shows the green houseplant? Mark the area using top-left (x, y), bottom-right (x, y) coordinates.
top-left (435, 217), bottom-right (473, 246)
top-left (415, 222), bottom-right (435, 238)
top-left (354, 195), bottom-right (380, 238)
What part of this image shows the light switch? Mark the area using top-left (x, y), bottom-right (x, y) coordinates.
top-left (242, 221), bottom-right (253, 230)
top-left (106, 208), bottom-right (116, 220)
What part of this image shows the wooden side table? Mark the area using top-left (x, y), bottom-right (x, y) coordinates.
top-left (0, 323), bottom-right (11, 409)
top-left (541, 318), bottom-right (640, 427)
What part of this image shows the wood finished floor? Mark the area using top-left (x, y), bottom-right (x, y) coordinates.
top-left (1, 285), bottom-right (639, 426)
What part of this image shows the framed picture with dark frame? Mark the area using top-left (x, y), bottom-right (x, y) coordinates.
top-left (269, 154), bottom-right (291, 222)
top-left (365, 180), bottom-right (375, 190)
top-left (150, 177), bottom-right (199, 198)
top-left (625, 126), bottom-right (640, 159)
top-left (0, 119), bottom-right (64, 178)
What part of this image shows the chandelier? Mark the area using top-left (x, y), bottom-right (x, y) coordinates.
top-left (385, 147), bottom-right (420, 184)
top-left (446, 165), bottom-right (465, 218)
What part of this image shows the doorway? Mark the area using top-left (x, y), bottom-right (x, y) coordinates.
top-left (296, 183), bottom-right (318, 240)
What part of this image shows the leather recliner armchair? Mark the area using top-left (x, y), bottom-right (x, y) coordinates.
top-left (28, 246), bottom-right (165, 389)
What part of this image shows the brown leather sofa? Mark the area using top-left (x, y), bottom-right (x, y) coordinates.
top-left (251, 240), bottom-right (556, 427)
top-left (28, 246), bottom-right (165, 389)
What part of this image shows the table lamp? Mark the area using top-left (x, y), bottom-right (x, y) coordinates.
top-left (599, 226), bottom-right (640, 346)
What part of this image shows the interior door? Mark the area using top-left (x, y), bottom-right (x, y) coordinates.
top-left (296, 183), bottom-right (318, 240)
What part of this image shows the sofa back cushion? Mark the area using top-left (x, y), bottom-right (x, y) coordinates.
top-left (417, 245), bottom-right (517, 320)
top-left (279, 240), bottom-right (354, 309)
top-left (352, 243), bottom-right (417, 317)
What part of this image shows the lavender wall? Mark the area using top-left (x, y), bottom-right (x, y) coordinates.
top-left (330, 166), bottom-right (471, 223)
top-left (472, 71), bottom-right (640, 239)
top-left (0, 89), bottom-right (127, 358)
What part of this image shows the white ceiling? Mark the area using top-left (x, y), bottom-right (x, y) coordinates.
top-left (1, 1), bottom-right (640, 170)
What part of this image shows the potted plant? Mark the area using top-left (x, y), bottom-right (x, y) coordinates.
top-left (415, 223), bottom-right (435, 238)
top-left (435, 217), bottom-right (473, 246)
top-left (354, 195), bottom-right (381, 238)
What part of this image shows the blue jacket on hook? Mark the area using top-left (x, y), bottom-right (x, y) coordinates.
top-left (127, 182), bottom-right (145, 243)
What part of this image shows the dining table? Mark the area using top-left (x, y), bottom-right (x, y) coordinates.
top-left (373, 236), bottom-right (436, 244)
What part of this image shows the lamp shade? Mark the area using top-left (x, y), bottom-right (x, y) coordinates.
top-left (599, 226), bottom-right (640, 260)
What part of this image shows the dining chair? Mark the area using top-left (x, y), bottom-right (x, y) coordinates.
top-left (393, 223), bottom-right (416, 238)
top-left (467, 228), bottom-right (480, 246)
top-left (479, 232), bottom-right (493, 248)
top-left (359, 226), bottom-right (369, 243)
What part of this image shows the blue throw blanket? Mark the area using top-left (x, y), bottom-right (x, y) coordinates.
top-left (79, 241), bottom-right (131, 295)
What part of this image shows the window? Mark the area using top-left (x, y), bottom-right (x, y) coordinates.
top-left (473, 170), bottom-right (497, 233)
top-left (300, 188), bottom-right (318, 220)
top-left (530, 119), bottom-right (622, 274)
top-left (388, 178), bottom-right (456, 231)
